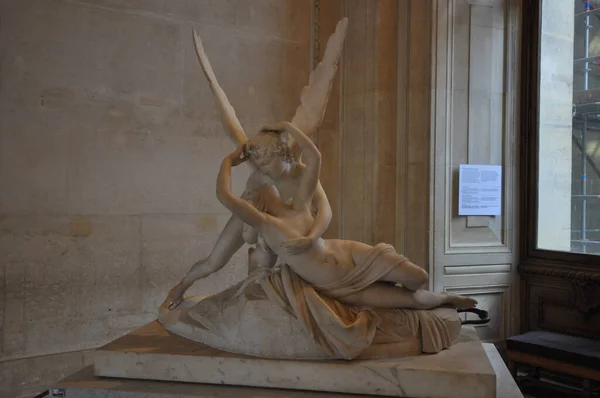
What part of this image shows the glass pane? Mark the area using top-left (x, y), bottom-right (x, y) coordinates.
top-left (537, 0), bottom-right (600, 254)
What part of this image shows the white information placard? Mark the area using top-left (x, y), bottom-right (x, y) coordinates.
top-left (458, 164), bottom-right (502, 216)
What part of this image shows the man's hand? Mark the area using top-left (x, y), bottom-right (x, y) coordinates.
top-left (230, 144), bottom-right (249, 167)
top-left (282, 236), bottom-right (314, 254)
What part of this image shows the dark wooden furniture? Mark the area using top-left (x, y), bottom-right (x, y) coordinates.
top-left (507, 331), bottom-right (600, 397)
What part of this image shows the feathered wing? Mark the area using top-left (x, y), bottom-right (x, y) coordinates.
top-left (289, 17), bottom-right (348, 160)
top-left (192, 29), bottom-right (248, 146)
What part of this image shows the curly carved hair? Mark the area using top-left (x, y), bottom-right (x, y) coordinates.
top-left (245, 128), bottom-right (293, 164)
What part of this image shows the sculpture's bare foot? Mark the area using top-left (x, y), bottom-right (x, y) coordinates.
top-left (167, 296), bottom-right (184, 311)
top-left (162, 283), bottom-right (186, 311)
top-left (449, 295), bottom-right (478, 310)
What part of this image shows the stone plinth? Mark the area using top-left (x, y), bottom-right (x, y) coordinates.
top-left (92, 321), bottom-right (497, 398)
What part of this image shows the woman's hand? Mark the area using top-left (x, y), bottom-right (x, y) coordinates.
top-left (229, 144), bottom-right (249, 167)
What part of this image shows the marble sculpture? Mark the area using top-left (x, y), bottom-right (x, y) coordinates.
top-left (159, 18), bottom-right (489, 361)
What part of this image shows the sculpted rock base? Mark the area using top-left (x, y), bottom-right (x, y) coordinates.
top-left (158, 267), bottom-right (463, 360)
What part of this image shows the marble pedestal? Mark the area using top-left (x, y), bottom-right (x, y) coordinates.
top-left (92, 321), bottom-right (497, 398)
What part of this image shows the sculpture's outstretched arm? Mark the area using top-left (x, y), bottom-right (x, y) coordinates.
top-left (289, 17), bottom-right (348, 161)
top-left (192, 30), bottom-right (250, 149)
top-left (216, 147), bottom-right (267, 229)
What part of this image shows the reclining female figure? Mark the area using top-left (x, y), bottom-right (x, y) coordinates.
top-left (217, 121), bottom-right (477, 311)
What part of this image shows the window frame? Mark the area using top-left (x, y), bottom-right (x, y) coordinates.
top-left (520, 0), bottom-right (600, 268)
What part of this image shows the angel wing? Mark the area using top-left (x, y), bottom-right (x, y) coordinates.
top-left (192, 29), bottom-right (248, 146)
top-left (289, 17), bottom-right (348, 161)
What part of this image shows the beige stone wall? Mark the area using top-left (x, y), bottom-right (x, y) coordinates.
top-left (0, 1), bottom-right (310, 396)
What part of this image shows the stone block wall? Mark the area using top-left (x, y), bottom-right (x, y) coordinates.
top-left (0, 1), bottom-right (310, 396)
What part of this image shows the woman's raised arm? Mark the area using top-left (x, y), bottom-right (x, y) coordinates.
top-left (216, 147), bottom-right (267, 229)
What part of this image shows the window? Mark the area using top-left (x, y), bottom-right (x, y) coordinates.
top-left (532, 0), bottom-right (600, 257)
top-left (521, 0), bottom-right (600, 338)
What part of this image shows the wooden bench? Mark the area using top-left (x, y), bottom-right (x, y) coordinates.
top-left (507, 331), bottom-right (600, 397)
